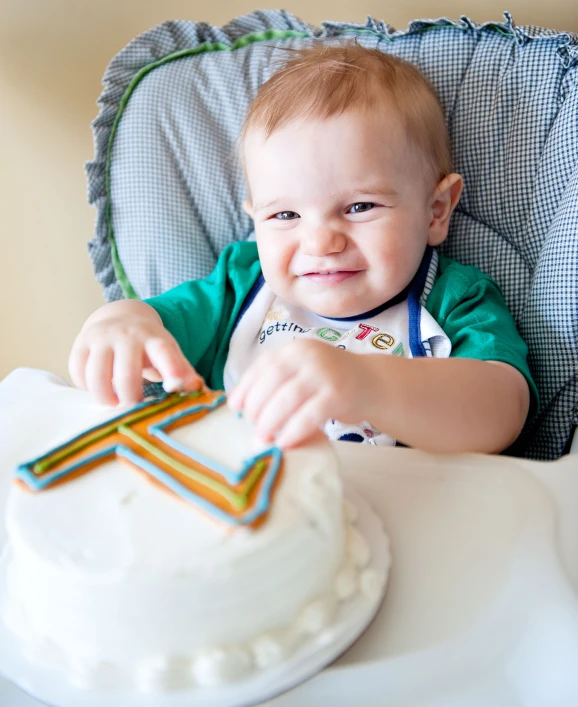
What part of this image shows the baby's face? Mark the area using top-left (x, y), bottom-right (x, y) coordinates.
top-left (244, 111), bottom-right (444, 318)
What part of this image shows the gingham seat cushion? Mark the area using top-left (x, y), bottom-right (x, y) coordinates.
top-left (86, 10), bottom-right (578, 460)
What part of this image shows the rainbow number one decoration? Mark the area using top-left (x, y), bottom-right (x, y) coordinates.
top-left (15, 390), bottom-right (283, 528)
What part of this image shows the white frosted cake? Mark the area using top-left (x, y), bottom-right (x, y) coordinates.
top-left (1, 381), bottom-right (385, 692)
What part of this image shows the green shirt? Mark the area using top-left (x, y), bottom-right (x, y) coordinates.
top-left (145, 241), bottom-right (539, 418)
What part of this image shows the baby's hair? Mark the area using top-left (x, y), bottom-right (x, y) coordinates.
top-left (238, 41), bottom-right (452, 186)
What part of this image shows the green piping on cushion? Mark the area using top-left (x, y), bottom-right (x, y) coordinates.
top-left (105, 23), bottom-right (516, 299)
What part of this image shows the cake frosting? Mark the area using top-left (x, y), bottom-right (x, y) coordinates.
top-left (1, 382), bottom-right (381, 692)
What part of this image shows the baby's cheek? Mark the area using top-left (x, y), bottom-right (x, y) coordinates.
top-left (262, 247), bottom-right (294, 290)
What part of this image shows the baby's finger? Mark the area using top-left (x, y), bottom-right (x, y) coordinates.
top-left (252, 377), bottom-right (315, 443)
top-left (142, 351), bottom-right (163, 383)
top-left (112, 341), bottom-right (145, 405)
top-left (228, 351), bottom-right (289, 412)
top-left (142, 366), bottom-right (163, 383)
top-left (145, 337), bottom-right (202, 392)
top-left (274, 392), bottom-right (330, 449)
top-left (85, 346), bottom-right (118, 406)
top-left (239, 355), bottom-right (294, 424)
top-left (68, 340), bottom-right (89, 391)
top-left (227, 363), bottom-right (258, 411)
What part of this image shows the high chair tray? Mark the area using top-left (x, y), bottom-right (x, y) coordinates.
top-left (0, 369), bottom-right (577, 707)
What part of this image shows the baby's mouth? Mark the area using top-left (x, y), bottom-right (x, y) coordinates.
top-left (301, 270), bottom-right (361, 285)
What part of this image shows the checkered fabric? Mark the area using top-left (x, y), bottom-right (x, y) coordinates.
top-left (86, 10), bottom-right (578, 460)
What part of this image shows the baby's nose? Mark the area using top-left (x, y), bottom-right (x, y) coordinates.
top-left (300, 225), bottom-right (347, 256)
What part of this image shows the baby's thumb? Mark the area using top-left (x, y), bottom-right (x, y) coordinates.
top-left (144, 337), bottom-right (203, 393)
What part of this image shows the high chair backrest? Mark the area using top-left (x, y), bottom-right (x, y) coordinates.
top-left (86, 10), bottom-right (578, 460)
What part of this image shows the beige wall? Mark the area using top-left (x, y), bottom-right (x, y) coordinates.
top-left (1, 0), bottom-right (577, 382)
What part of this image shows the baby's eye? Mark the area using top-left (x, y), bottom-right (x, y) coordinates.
top-left (273, 211), bottom-right (299, 220)
top-left (347, 202), bottom-right (375, 214)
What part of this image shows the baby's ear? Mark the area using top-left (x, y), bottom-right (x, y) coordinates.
top-left (242, 200), bottom-right (254, 219)
top-left (427, 173), bottom-right (463, 247)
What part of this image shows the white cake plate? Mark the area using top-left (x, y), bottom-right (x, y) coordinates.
top-left (0, 485), bottom-right (390, 707)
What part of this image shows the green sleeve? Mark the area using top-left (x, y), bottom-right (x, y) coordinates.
top-left (426, 256), bottom-right (540, 420)
top-left (143, 241), bottom-right (262, 390)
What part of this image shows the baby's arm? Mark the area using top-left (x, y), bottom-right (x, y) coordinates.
top-left (228, 339), bottom-right (529, 453)
top-left (69, 300), bottom-right (202, 405)
top-left (354, 354), bottom-right (529, 453)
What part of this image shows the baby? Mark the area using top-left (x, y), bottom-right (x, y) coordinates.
top-left (69, 43), bottom-right (537, 453)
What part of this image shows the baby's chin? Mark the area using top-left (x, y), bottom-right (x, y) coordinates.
top-left (312, 307), bottom-right (369, 319)
top-left (300, 297), bottom-right (379, 320)
top-left (270, 277), bottom-right (392, 319)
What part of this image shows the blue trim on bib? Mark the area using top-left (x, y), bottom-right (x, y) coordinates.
top-left (232, 273), bottom-right (265, 333)
top-left (408, 246), bottom-right (434, 358)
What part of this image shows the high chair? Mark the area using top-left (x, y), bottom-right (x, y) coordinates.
top-left (86, 9), bottom-right (578, 461)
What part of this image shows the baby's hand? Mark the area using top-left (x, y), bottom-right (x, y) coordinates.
top-left (69, 300), bottom-right (202, 406)
top-left (228, 339), bottom-right (371, 448)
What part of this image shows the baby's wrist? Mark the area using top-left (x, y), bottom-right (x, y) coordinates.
top-left (362, 354), bottom-right (405, 423)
